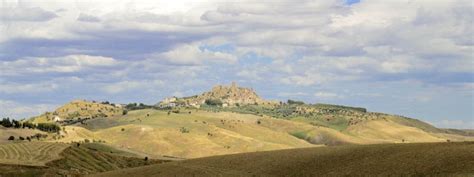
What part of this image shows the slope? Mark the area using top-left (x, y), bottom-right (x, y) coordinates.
top-left (91, 142), bottom-right (474, 177)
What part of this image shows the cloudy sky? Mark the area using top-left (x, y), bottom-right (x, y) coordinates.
top-left (0, 0), bottom-right (473, 128)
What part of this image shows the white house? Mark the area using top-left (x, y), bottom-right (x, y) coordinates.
top-left (53, 116), bottom-right (62, 122)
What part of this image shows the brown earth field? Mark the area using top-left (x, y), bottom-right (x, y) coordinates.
top-left (92, 142), bottom-right (474, 177)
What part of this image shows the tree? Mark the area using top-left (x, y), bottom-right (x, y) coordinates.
top-left (1, 118), bottom-right (13, 128)
top-left (287, 99), bottom-right (305, 105)
top-left (36, 123), bottom-right (61, 133)
top-left (8, 136), bottom-right (14, 141)
top-left (12, 119), bottom-right (21, 128)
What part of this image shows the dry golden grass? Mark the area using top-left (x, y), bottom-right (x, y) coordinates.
top-left (346, 119), bottom-right (445, 143)
top-left (0, 142), bottom-right (69, 166)
top-left (51, 108), bottom-right (473, 159)
top-left (30, 100), bottom-right (123, 124)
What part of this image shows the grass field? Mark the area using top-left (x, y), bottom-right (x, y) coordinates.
top-left (48, 108), bottom-right (473, 159)
top-left (0, 142), bottom-right (69, 166)
top-left (92, 142), bottom-right (474, 177)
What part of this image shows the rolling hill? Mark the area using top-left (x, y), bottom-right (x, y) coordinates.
top-left (29, 100), bottom-right (123, 124)
top-left (42, 107), bottom-right (473, 159)
top-left (91, 142), bottom-right (474, 177)
top-left (16, 83), bottom-right (470, 160)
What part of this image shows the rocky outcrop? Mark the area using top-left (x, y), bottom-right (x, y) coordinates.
top-left (160, 82), bottom-right (277, 107)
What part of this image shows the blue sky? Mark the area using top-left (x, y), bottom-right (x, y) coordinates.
top-left (0, 0), bottom-right (473, 129)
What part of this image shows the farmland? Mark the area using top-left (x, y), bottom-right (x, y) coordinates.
top-left (0, 142), bottom-right (68, 166)
top-left (93, 142), bottom-right (474, 177)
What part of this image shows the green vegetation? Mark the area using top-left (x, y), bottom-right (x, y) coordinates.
top-left (125, 103), bottom-right (154, 110)
top-left (36, 123), bottom-right (61, 133)
top-left (287, 99), bottom-right (305, 105)
top-left (205, 98), bottom-right (223, 106)
top-left (312, 103), bottom-right (367, 113)
top-left (289, 131), bottom-right (308, 140)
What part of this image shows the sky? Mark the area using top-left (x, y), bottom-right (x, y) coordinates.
top-left (0, 0), bottom-right (472, 129)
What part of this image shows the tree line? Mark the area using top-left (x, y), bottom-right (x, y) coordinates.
top-left (1, 117), bottom-right (61, 133)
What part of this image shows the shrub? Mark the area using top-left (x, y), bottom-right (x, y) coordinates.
top-left (205, 99), bottom-right (223, 106)
top-left (8, 136), bottom-right (14, 141)
top-left (180, 127), bottom-right (190, 133)
top-left (19, 136), bottom-right (25, 141)
top-left (287, 99), bottom-right (305, 105)
top-left (122, 110), bottom-right (128, 115)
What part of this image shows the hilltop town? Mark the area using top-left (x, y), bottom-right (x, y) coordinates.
top-left (159, 82), bottom-right (278, 108)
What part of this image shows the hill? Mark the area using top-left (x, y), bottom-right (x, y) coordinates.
top-left (45, 108), bottom-right (473, 160)
top-left (74, 109), bottom-right (315, 159)
top-left (92, 142), bottom-right (474, 177)
top-left (22, 82), bottom-right (474, 160)
top-left (29, 100), bottom-right (123, 124)
top-left (158, 82), bottom-right (277, 108)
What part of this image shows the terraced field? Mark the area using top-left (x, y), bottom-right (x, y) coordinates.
top-left (0, 144), bottom-right (168, 177)
top-left (0, 142), bottom-right (69, 166)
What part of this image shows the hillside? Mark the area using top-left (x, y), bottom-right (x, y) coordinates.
top-left (22, 83), bottom-right (474, 160)
top-left (92, 142), bottom-right (474, 177)
top-left (0, 142), bottom-right (167, 177)
top-left (29, 100), bottom-right (123, 124)
top-left (0, 142), bottom-right (69, 166)
top-left (44, 108), bottom-right (473, 160)
top-left (71, 109), bottom-right (316, 159)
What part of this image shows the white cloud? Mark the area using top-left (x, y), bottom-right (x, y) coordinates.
top-left (77, 13), bottom-right (101, 22)
top-left (434, 119), bottom-right (474, 129)
top-left (314, 91), bottom-right (344, 99)
top-left (0, 82), bottom-right (58, 94)
top-left (150, 44), bottom-right (237, 65)
top-left (0, 0), bottom-right (472, 125)
top-left (0, 55), bottom-right (119, 76)
top-left (0, 100), bottom-right (57, 119)
top-left (0, 6), bottom-right (57, 22)
top-left (101, 80), bottom-right (164, 94)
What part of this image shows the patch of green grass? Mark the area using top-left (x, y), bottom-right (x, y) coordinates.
top-left (81, 143), bottom-right (141, 157)
top-left (289, 131), bottom-right (308, 140)
top-left (292, 116), bottom-right (349, 131)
